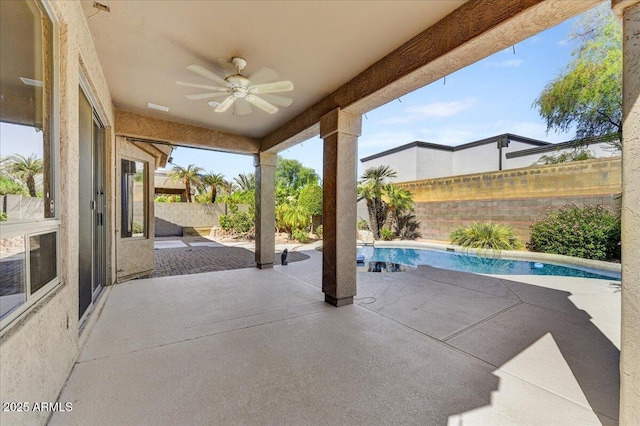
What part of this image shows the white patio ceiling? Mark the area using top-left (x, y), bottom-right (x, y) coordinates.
top-left (81, 1), bottom-right (598, 153)
top-left (80, 1), bottom-right (466, 139)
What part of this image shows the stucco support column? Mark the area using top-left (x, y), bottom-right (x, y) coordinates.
top-left (320, 108), bottom-right (362, 307)
top-left (617, 1), bottom-right (640, 424)
top-left (254, 152), bottom-right (277, 269)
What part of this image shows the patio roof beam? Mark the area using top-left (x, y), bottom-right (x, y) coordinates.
top-left (260, 0), bottom-right (599, 153)
top-left (115, 109), bottom-right (260, 155)
top-left (130, 141), bottom-right (168, 169)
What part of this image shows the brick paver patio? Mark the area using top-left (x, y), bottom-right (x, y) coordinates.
top-left (151, 242), bottom-right (309, 277)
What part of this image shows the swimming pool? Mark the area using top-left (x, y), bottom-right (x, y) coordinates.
top-left (357, 247), bottom-right (621, 280)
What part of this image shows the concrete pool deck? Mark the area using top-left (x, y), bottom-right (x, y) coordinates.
top-left (50, 250), bottom-right (620, 425)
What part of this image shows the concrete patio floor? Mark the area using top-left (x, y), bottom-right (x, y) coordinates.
top-left (51, 250), bottom-right (620, 425)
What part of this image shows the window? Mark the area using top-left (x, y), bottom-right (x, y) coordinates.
top-left (121, 159), bottom-right (147, 238)
top-left (0, 0), bottom-right (59, 327)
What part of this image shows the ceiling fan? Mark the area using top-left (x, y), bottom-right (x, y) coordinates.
top-left (176, 57), bottom-right (293, 115)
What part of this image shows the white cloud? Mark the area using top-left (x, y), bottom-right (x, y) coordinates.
top-left (484, 59), bottom-right (523, 68)
top-left (377, 97), bottom-right (477, 124)
top-left (557, 39), bottom-right (569, 47)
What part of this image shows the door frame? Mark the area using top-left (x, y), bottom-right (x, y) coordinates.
top-left (78, 72), bottom-right (110, 326)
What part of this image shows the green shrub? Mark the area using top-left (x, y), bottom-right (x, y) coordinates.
top-left (0, 176), bottom-right (28, 196)
top-left (219, 211), bottom-right (253, 234)
top-left (528, 204), bottom-right (620, 261)
top-left (536, 148), bottom-right (595, 165)
top-left (155, 195), bottom-right (179, 202)
top-left (450, 222), bottom-right (522, 251)
top-left (0, 212), bottom-right (7, 221)
top-left (380, 227), bottom-right (395, 241)
top-left (357, 220), bottom-right (370, 231)
top-left (315, 224), bottom-right (323, 239)
top-left (219, 214), bottom-right (232, 231)
top-left (231, 212), bottom-right (253, 234)
top-left (292, 229), bottom-right (310, 243)
top-left (132, 222), bottom-right (144, 235)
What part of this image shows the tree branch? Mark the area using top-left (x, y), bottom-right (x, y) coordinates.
top-left (597, 109), bottom-right (621, 132)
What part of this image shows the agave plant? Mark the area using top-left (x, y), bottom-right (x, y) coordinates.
top-left (450, 222), bottom-right (522, 252)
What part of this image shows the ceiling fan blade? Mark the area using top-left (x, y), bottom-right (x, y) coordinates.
top-left (234, 99), bottom-right (253, 116)
top-left (217, 58), bottom-right (238, 76)
top-left (177, 81), bottom-right (227, 91)
top-left (185, 92), bottom-right (230, 100)
top-left (245, 95), bottom-right (278, 114)
top-left (215, 96), bottom-right (236, 112)
top-left (260, 94), bottom-right (293, 107)
top-left (248, 80), bottom-right (293, 94)
top-left (248, 67), bottom-right (279, 85)
top-left (186, 64), bottom-right (228, 86)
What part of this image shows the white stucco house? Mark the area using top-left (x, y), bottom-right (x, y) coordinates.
top-left (360, 133), bottom-right (619, 182)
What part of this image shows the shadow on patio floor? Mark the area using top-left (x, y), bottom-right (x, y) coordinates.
top-left (51, 253), bottom-right (619, 425)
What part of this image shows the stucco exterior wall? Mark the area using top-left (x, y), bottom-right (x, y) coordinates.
top-left (0, 1), bottom-right (115, 426)
top-left (361, 140), bottom-right (620, 182)
top-left (452, 142), bottom-right (499, 175)
top-left (116, 137), bottom-right (155, 282)
top-left (360, 146), bottom-right (418, 182)
top-left (501, 140), bottom-right (541, 169)
top-left (416, 148), bottom-right (453, 180)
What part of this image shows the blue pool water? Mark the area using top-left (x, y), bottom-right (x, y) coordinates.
top-left (357, 247), bottom-right (621, 280)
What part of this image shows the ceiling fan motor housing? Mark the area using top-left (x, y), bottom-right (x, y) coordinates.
top-left (226, 74), bottom-right (250, 98)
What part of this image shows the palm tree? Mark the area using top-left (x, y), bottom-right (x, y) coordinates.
top-left (277, 202), bottom-right (310, 236)
top-left (222, 179), bottom-right (236, 196)
top-left (7, 154), bottom-right (43, 197)
top-left (357, 165), bottom-right (397, 238)
top-left (357, 182), bottom-right (379, 238)
top-left (383, 184), bottom-right (414, 231)
top-left (168, 164), bottom-right (203, 203)
top-left (201, 172), bottom-right (226, 203)
top-left (234, 172), bottom-right (255, 192)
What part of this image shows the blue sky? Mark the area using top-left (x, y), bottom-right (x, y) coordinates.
top-left (166, 13), bottom-right (581, 181)
top-left (1, 10), bottom-right (582, 181)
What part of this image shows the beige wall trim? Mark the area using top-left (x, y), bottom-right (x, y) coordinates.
top-left (130, 141), bottom-right (168, 169)
top-left (115, 109), bottom-right (260, 155)
top-left (261, 0), bottom-right (599, 152)
top-left (612, 0), bottom-right (640, 16)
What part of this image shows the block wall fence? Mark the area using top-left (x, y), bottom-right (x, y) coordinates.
top-left (396, 157), bottom-right (622, 242)
top-left (154, 203), bottom-right (227, 236)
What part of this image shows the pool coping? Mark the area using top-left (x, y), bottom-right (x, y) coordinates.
top-left (369, 240), bottom-right (622, 274)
